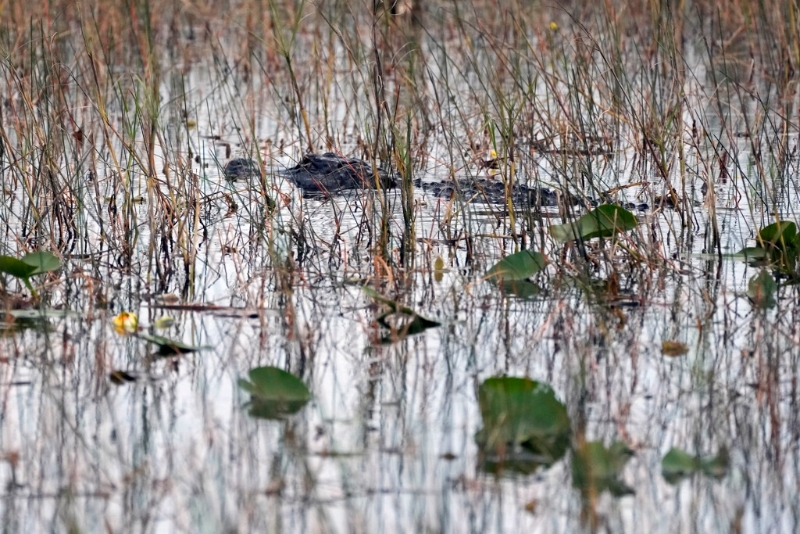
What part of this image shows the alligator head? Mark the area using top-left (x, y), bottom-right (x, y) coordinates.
top-left (280, 153), bottom-right (397, 194)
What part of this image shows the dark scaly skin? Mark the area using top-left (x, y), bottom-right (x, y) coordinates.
top-left (223, 158), bottom-right (261, 180)
top-left (279, 153), bottom-right (397, 193)
top-left (223, 154), bottom-right (649, 210)
top-left (415, 177), bottom-right (581, 208)
top-left (416, 178), bottom-right (650, 211)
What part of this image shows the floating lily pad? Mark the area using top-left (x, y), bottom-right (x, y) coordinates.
top-left (572, 440), bottom-right (635, 497)
top-left (747, 270), bottom-right (777, 309)
top-left (736, 221), bottom-right (799, 270)
top-left (0, 251), bottom-right (61, 296)
top-left (757, 220), bottom-right (797, 248)
top-left (0, 256), bottom-right (38, 280)
top-left (137, 333), bottom-right (209, 356)
top-left (238, 366), bottom-right (311, 419)
top-left (661, 446), bottom-right (730, 484)
top-left (21, 251), bottom-right (61, 275)
top-left (496, 279), bottom-right (542, 299)
top-left (486, 250), bottom-right (547, 298)
top-left (486, 250), bottom-right (548, 281)
top-left (549, 205), bottom-right (638, 243)
top-left (736, 247), bottom-right (770, 263)
top-left (475, 376), bottom-right (571, 471)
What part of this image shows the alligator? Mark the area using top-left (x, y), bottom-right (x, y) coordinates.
top-left (415, 177), bottom-right (649, 212)
top-left (415, 178), bottom-right (575, 208)
top-left (278, 152), bottom-right (397, 194)
top-left (223, 153), bottom-right (397, 196)
top-left (223, 158), bottom-right (262, 180)
top-left (222, 154), bottom-right (649, 211)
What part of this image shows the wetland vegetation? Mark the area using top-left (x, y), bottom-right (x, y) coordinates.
top-left (1, 0), bottom-right (800, 532)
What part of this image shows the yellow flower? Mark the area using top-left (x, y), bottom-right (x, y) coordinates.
top-left (113, 311), bottom-right (139, 335)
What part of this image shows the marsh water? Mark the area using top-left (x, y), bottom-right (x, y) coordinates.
top-left (1, 2), bottom-right (800, 533)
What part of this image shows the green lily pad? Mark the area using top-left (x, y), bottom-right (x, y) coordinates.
top-left (0, 251), bottom-right (61, 297)
top-left (549, 205), bottom-right (638, 243)
top-left (475, 376), bottom-right (571, 470)
top-left (736, 221), bottom-right (799, 270)
top-left (699, 448), bottom-right (731, 478)
top-left (736, 247), bottom-right (770, 262)
top-left (496, 279), bottom-right (542, 299)
top-left (0, 256), bottom-right (38, 280)
top-left (487, 261), bottom-right (545, 296)
top-left (661, 446), bottom-right (729, 484)
top-left (486, 250), bottom-right (548, 281)
top-left (757, 220), bottom-right (797, 248)
top-left (137, 333), bottom-right (209, 356)
top-left (238, 366), bottom-right (311, 419)
top-left (747, 270), bottom-right (777, 309)
top-left (21, 251), bottom-right (61, 275)
top-left (572, 440), bottom-right (634, 497)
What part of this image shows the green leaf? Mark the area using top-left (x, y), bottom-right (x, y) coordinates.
top-left (21, 251), bottom-right (60, 275)
top-left (0, 256), bottom-right (37, 280)
top-left (661, 446), bottom-right (729, 484)
top-left (757, 221), bottom-right (797, 249)
top-left (496, 279), bottom-right (542, 299)
top-left (735, 247), bottom-right (769, 262)
top-left (572, 441), bottom-right (635, 497)
top-left (486, 250), bottom-right (547, 281)
top-left (747, 269), bottom-right (777, 309)
top-left (661, 447), bottom-right (700, 483)
top-left (137, 333), bottom-right (209, 355)
top-left (238, 366), bottom-right (311, 419)
top-left (699, 447), bottom-right (730, 478)
top-left (239, 366), bottom-right (311, 401)
top-left (736, 221), bottom-right (799, 270)
top-left (549, 204), bottom-right (638, 243)
top-left (485, 250), bottom-right (547, 298)
top-left (475, 377), bottom-right (571, 470)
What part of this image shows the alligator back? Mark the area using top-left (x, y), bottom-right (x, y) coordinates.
top-left (417, 178), bottom-right (579, 208)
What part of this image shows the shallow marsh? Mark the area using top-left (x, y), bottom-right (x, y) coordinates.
top-left (1, 1), bottom-right (800, 532)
